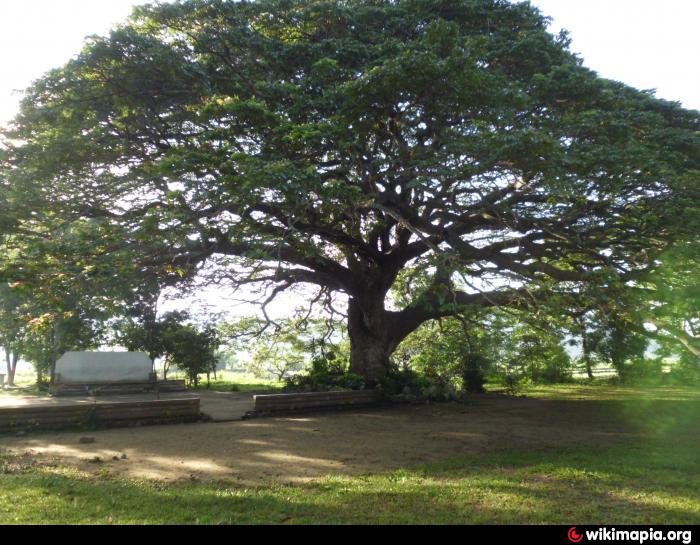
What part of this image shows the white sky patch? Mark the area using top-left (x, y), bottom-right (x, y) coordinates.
top-left (0, 0), bottom-right (147, 125)
top-left (532, 0), bottom-right (700, 111)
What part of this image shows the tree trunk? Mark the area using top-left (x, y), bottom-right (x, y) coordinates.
top-left (582, 331), bottom-right (594, 380)
top-left (5, 348), bottom-right (16, 387)
top-left (347, 298), bottom-right (401, 387)
top-left (49, 355), bottom-right (58, 382)
top-left (49, 319), bottom-right (61, 383)
top-left (5, 348), bottom-right (11, 385)
top-left (8, 352), bottom-right (18, 386)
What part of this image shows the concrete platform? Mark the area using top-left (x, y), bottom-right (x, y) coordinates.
top-left (0, 389), bottom-right (256, 422)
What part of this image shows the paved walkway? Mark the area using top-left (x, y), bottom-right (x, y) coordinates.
top-left (0, 389), bottom-right (256, 422)
top-left (192, 390), bottom-right (257, 421)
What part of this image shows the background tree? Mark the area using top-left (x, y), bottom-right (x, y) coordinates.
top-left (393, 312), bottom-right (497, 393)
top-left (599, 316), bottom-right (650, 381)
top-left (115, 310), bottom-right (216, 381)
top-left (113, 309), bottom-right (190, 375)
top-left (640, 242), bottom-right (700, 368)
top-left (560, 306), bottom-right (610, 380)
top-left (0, 221), bottom-right (129, 381)
top-left (221, 316), bottom-right (344, 381)
top-left (505, 323), bottom-right (572, 384)
top-left (248, 344), bottom-right (305, 382)
top-left (160, 320), bottom-right (220, 386)
top-left (0, 283), bottom-right (27, 386)
top-left (113, 272), bottom-right (164, 369)
top-left (246, 328), bottom-right (309, 382)
top-left (4, 0), bottom-right (699, 385)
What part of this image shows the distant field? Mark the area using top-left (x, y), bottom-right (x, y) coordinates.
top-left (0, 370), bottom-right (42, 397)
top-left (169, 370), bottom-right (283, 392)
top-left (1, 369), bottom-right (35, 387)
top-left (487, 381), bottom-right (700, 401)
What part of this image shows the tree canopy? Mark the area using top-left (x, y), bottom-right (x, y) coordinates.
top-left (2, 0), bottom-right (699, 383)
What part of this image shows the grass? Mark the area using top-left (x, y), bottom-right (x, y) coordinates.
top-left (0, 382), bottom-right (698, 524)
top-left (0, 370), bottom-right (46, 397)
top-left (487, 380), bottom-right (700, 401)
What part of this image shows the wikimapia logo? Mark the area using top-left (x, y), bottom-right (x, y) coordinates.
top-left (569, 528), bottom-right (584, 543)
top-left (567, 527), bottom-right (693, 544)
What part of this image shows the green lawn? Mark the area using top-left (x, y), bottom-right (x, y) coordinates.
top-left (0, 370), bottom-right (46, 397)
top-left (488, 380), bottom-right (700, 401)
top-left (1, 383), bottom-right (698, 524)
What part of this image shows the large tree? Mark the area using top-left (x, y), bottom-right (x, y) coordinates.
top-left (4, 0), bottom-right (699, 384)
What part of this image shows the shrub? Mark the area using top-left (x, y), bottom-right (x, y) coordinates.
top-left (461, 353), bottom-right (489, 393)
top-left (503, 373), bottom-right (524, 396)
top-left (285, 357), bottom-right (365, 392)
top-left (496, 359), bottom-right (530, 396)
top-left (536, 356), bottom-right (574, 384)
top-left (379, 364), bottom-right (428, 396)
top-left (666, 358), bottom-right (700, 385)
top-left (618, 358), bottom-right (664, 384)
top-left (380, 362), bottom-right (464, 402)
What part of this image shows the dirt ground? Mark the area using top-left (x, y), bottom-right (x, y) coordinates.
top-left (0, 394), bottom-right (647, 485)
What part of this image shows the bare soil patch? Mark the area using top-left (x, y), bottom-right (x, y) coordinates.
top-left (0, 394), bottom-right (652, 485)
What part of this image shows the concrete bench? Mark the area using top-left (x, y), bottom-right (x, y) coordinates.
top-left (253, 390), bottom-right (382, 414)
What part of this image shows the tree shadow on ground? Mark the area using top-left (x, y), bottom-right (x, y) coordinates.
top-left (1, 437), bottom-right (698, 524)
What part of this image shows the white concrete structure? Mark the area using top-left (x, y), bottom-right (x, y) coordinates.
top-left (55, 351), bottom-right (152, 384)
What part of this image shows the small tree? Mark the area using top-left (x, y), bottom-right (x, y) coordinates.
top-left (248, 343), bottom-right (306, 382)
top-left (161, 322), bottom-right (220, 387)
top-left (113, 310), bottom-right (191, 375)
top-left (476, 310), bottom-right (574, 385)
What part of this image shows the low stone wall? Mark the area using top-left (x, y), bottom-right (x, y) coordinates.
top-left (0, 398), bottom-right (201, 433)
top-left (49, 379), bottom-right (187, 396)
top-left (253, 390), bottom-right (382, 414)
